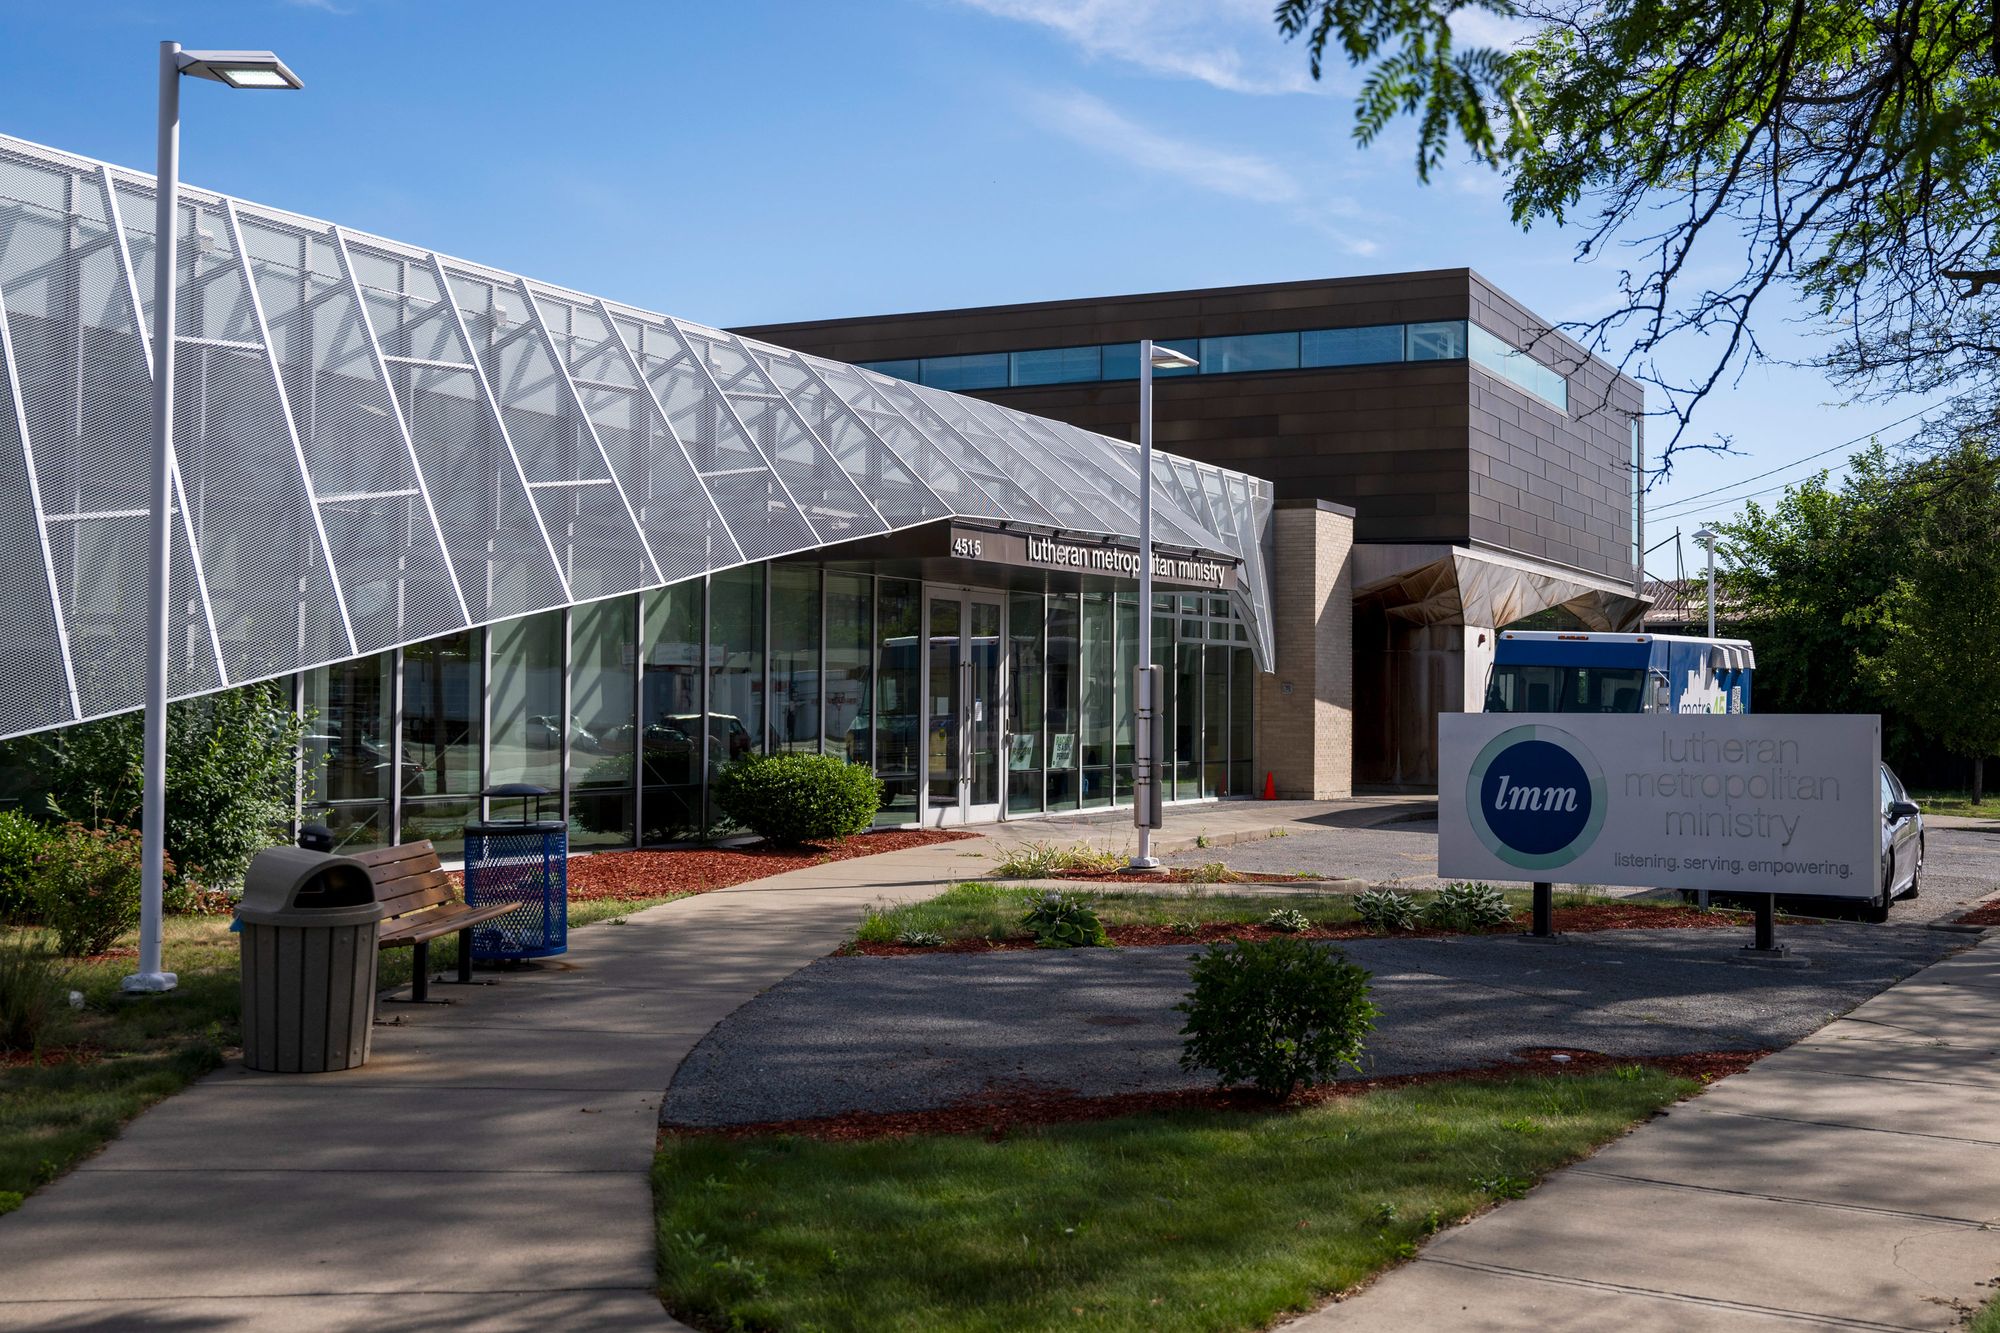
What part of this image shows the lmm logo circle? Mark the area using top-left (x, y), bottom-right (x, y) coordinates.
top-left (1466, 725), bottom-right (1608, 871)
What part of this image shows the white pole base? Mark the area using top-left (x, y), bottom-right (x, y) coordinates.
top-left (120, 971), bottom-right (178, 994)
top-left (1124, 857), bottom-right (1164, 872)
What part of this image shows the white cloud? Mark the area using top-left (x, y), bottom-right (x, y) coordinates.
top-left (1023, 89), bottom-right (1380, 256)
top-left (1026, 88), bottom-right (1302, 203)
top-left (958, 0), bottom-right (1325, 95)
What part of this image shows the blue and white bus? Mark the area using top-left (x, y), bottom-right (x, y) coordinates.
top-left (1483, 630), bottom-right (1756, 715)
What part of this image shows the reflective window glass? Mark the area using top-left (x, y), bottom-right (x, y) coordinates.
top-left (571, 596), bottom-right (636, 849)
top-left (1301, 324), bottom-right (1405, 367)
top-left (1011, 345), bottom-right (1102, 386)
top-left (1198, 332), bottom-right (1298, 375)
top-left (488, 608), bottom-right (564, 794)
top-left (920, 353), bottom-right (1009, 391)
top-left (642, 581), bottom-right (703, 842)
top-left (874, 578), bottom-right (922, 825)
top-left (826, 573), bottom-right (872, 765)
top-left (1008, 591), bottom-right (1045, 815)
top-left (859, 359), bottom-right (920, 382)
top-left (1406, 320), bottom-right (1469, 361)
top-left (1046, 593), bottom-right (1080, 811)
top-left (1467, 323), bottom-right (1568, 410)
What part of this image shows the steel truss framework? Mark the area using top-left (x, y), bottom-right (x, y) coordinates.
top-left (0, 133), bottom-right (1274, 741)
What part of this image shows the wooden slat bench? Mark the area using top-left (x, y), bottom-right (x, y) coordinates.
top-left (350, 840), bottom-right (514, 1002)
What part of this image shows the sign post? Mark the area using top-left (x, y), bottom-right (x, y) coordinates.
top-left (1440, 714), bottom-right (1881, 949)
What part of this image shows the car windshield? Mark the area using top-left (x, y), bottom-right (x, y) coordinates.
top-left (1486, 665), bottom-right (1647, 714)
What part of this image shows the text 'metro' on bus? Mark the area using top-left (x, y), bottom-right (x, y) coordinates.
top-left (1483, 631), bottom-right (1756, 716)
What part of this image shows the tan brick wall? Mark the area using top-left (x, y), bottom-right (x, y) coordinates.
top-left (1254, 504), bottom-right (1354, 799)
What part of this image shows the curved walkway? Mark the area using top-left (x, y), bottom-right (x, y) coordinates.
top-left (0, 799), bottom-right (1377, 1331)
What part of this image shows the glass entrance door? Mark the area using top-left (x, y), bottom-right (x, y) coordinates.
top-left (925, 591), bottom-right (1003, 825)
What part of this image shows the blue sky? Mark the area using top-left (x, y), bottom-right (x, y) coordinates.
top-left (0, 0), bottom-right (1940, 578)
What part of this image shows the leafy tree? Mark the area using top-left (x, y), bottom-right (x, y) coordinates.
top-left (1712, 444), bottom-right (1903, 723)
top-left (1275, 1), bottom-right (2000, 463)
top-left (0, 682), bottom-right (311, 894)
top-left (1863, 440), bottom-right (2000, 799)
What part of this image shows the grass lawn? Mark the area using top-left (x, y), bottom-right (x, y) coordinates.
top-left (0, 890), bottom-right (685, 1211)
top-left (854, 881), bottom-right (1637, 947)
top-left (655, 1066), bottom-right (1700, 1332)
top-left (1974, 1287), bottom-right (2000, 1333)
top-left (1910, 790), bottom-right (2000, 819)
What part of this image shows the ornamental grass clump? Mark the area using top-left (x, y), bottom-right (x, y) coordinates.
top-left (1021, 891), bottom-right (1108, 948)
top-left (1420, 882), bottom-right (1512, 933)
top-left (1176, 936), bottom-right (1378, 1101)
top-left (0, 933), bottom-right (69, 1053)
top-left (711, 752), bottom-right (881, 847)
top-left (1354, 887), bottom-right (1419, 933)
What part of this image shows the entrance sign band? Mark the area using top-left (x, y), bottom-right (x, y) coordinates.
top-left (1438, 713), bottom-right (1881, 899)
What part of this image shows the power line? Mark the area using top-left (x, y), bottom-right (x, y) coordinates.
top-left (1649, 409), bottom-right (1961, 522)
top-left (1647, 388), bottom-right (1978, 513)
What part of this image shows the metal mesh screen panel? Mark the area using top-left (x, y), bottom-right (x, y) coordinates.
top-left (0, 132), bottom-right (1278, 738)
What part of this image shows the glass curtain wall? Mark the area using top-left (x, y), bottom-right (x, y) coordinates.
top-left (302, 651), bottom-right (394, 850)
top-left (401, 629), bottom-right (482, 855)
top-left (1007, 590), bottom-right (1044, 814)
top-left (874, 578), bottom-right (922, 825)
top-left (770, 566), bottom-right (821, 753)
top-left (641, 582), bottom-right (703, 842)
top-left (571, 597), bottom-right (636, 848)
top-left (288, 567), bottom-right (1260, 848)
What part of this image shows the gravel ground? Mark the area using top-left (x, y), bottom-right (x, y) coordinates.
top-left (1171, 820), bottom-right (2000, 924)
top-left (662, 922), bottom-right (1965, 1127)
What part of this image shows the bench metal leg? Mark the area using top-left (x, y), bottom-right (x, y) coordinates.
top-left (411, 940), bottom-right (430, 1003)
top-left (458, 927), bottom-right (474, 983)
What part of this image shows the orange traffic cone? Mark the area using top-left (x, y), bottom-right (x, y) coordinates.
top-left (1262, 771), bottom-right (1276, 801)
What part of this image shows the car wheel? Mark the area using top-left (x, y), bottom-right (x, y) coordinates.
top-left (1903, 836), bottom-right (1924, 899)
top-left (1865, 865), bottom-right (1893, 924)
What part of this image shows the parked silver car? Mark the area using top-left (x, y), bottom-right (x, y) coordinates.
top-left (1871, 764), bottom-right (1924, 922)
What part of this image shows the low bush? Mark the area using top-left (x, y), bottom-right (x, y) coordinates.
top-left (1176, 936), bottom-right (1378, 1100)
top-left (894, 928), bottom-right (945, 948)
top-left (35, 825), bottom-right (148, 958)
top-left (1264, 906), bottom-right (1310, 933)
top-left (989, 841), bottom-right (1122, 879)
top-left (1420, 882), bottom-right (1512, 933)
top-left (1021, 891), bottom-right (1108, 948)
top-left (0, 812), bottom-right (50, 924)
top-left (711, 752), bottom-right (880, 847)
top-left (0, 933), bottom-right (69, 1052)
top-left (1354, 887), bottom-right (1419, 933)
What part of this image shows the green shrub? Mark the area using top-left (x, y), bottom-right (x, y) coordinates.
top-left (0, 933), bottom-right (69, 1052)
top-left (711, 752), bottom-right (880, 846)
top-left (1420, 882), bottom-right (1512, 932)
top-left (1176, 936), bottom-right (1378, 1100)
top-left (894, 928), bottom-right (945, 948)
top-left (989, 841), bottom-right (1122, 879)
top-left (1265, 906), bottom-right (1311, 933)
top-left (1354, 888), bottom-right (1419, 933)
top-left (0, 811), bottom-right (51, 923)
top-left (0, 681), bottom-right (306, 892)
top-left (35, 825), bottom-right (147, 958)
top-left (1021, 891), bottom-right (1108, 948)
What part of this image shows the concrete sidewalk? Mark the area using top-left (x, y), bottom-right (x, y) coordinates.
top-left (1292, 932), bottom-right (2000, 1332)
top-left (0, 798), bottom-right (1380, 1331)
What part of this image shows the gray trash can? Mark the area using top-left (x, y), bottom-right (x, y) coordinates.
top-left (237, 846), bottom-right (385, 1073)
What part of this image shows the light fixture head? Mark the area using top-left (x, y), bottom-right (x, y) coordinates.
top-left (1148, 345), bottom-right (1199, 371)
top-left (1693, 527), bottom-right (1718, 545)
top-left (177, 50), bottom-right (303, 90)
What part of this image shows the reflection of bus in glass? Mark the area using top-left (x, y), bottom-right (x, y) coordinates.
top-left (1484, 631), bottom-right (1756, 715)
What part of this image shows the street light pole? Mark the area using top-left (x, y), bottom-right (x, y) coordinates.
top-left (126, 42), bottom-right (302, 996)
top-left (1129, 339), bottom-right (1196, 872)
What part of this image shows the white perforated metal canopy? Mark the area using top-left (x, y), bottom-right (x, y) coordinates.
top-left (0, 133), bottom-right (1274, 740)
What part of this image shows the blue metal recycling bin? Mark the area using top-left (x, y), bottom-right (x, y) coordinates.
top-left (463, 784), bottom-right (568, 961)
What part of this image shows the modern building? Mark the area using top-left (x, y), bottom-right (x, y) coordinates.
top-left (739, 273), bottom-right (1649, 787)
top-left (0, 133), bottom-right (1277, 852)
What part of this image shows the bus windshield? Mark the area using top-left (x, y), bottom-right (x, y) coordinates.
top-left (1485, 665), bottom-right (1648, 714)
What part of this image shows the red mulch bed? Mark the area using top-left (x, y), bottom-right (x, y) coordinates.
top-left (663, 1048), bottom-right (1769, 1143)
top-left (1954, 899), bottom-right (2000, 927)
top-left (447, 828), bottom-right (976, 903)
top-left (853, 903), bottom-right (1798, 956)
top-left (1, 1044), bottom-right (101, 1070)
top-left (1056, 868), bottom-right (1335, 885)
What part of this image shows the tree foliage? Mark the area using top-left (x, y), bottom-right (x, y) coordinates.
top-left (1277, 0), bottom-right (2000, 463)
top-left (1716, 430), bottom-right (2000, 783)
top-left (0, 682), bottom-right (310, 893)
